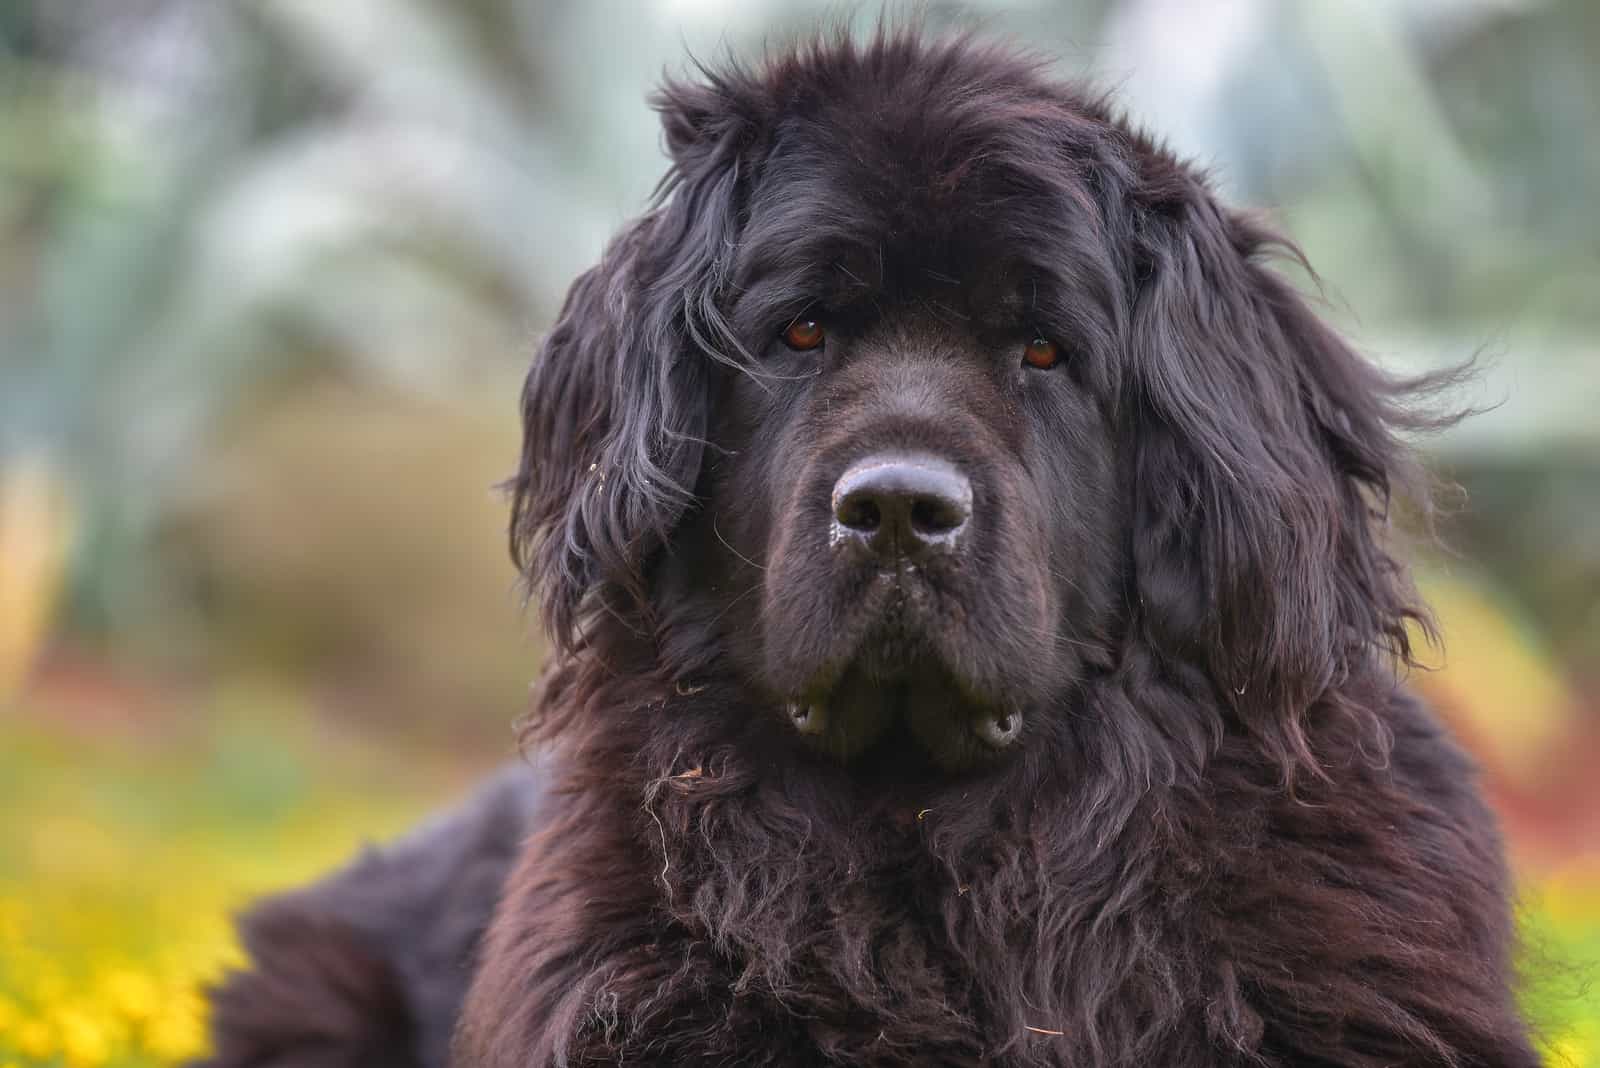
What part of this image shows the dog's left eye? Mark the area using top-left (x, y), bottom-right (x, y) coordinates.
top-left (1022, 336), bottom-right (1060, 370)
top-left (782, 318), bottom-right (826, 352)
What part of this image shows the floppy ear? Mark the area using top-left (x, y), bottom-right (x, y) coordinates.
top-left (509, 80), bottom-right (752, 651)
top-left (1126, 160), bottom-right (1437, 768)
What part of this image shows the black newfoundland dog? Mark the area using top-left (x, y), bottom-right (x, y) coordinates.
top-left (198, 30), bottom-right (1538, 1068)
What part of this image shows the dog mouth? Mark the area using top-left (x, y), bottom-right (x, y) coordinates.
top-left (763, 505), bottom-right (1050, 772)
top-left (784, 657), bottom-right (1023, 773)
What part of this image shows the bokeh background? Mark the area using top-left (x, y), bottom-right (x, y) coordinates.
top-left (1, 0), bottom-right (1596, 1064)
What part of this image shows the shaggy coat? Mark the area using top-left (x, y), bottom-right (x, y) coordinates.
top-left (199, 30), bottom-right (1537, 1068)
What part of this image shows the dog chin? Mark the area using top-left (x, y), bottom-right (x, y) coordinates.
top-left (782, 651), bottom-right (1024, 775)
top-left (762, 557), bottom-right (1039, 771)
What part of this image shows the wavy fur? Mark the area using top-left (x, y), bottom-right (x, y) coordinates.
top-left (211, 27), bottom-right (1541, 1068)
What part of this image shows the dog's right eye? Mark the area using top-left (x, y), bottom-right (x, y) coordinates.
top-left (1022, 336), bottom-right (1061, 370)
top-left (781, 318), bottom-right (826, 352)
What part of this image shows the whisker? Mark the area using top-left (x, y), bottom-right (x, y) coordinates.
top-left (1046, 565), bottom-right (1090, 600)
top-left (836, 262), bottom-right (869, 288)
top-left (1049, 630), bottom-right (1108, 654)
top-left (713, 513), bottom-right (768, 571)
top-left (738, 365), bottom-right (825, 383)
top-left (707, 581), bottom-right (764, 627)
top-left (922, 297), bottom-right (971, 324)
top-left (659, 426), bottom-right (735, 457)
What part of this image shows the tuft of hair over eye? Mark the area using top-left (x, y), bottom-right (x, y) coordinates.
top-left (782, 318), bottom-right (826, 351)
top-left (1022, 336), bottom-right (1060, 370)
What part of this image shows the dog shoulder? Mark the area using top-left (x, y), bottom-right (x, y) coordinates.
top-left (1384, 689), bottom-right (1501, 831)
top-left (1200, 690), bottom-right (1538, 1066)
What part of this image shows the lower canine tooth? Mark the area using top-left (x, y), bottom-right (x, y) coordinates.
top-left (788, 702), bottom-right (825, 735)
top-left (975, 711), bottom-right (1021, 748)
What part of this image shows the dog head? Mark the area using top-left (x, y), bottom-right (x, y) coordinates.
top-left (509, 32), bottom-right (1432, 777)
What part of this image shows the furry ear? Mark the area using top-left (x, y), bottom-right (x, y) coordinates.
top-left (509, 81), bottom-right (752, 651)
top-left (1126, 162), bottom-right (1438, 769)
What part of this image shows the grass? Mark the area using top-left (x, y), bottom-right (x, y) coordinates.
top-left (0, 682), bottom-right (1594, 1067)
top-left (0, 678), bottom-right (480, 1067)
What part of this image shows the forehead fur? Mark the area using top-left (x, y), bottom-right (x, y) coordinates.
top-left (658, 30), bottom-right (1142, 356)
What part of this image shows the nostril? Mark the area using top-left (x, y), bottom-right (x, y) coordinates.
top-left (910, 496), bottom-right (965, 536)
top-left (837, 495), bottom-right (882, 533)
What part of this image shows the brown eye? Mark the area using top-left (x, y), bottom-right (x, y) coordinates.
top-left (782, 318), bottom-right (825, 351)
top-left (1022, 336), bottom-right (1060, 370)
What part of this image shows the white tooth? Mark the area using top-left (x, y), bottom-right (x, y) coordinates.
top-left (975, 711), bottom-right (1021, 748)
top-left (789, 702), bottom-right (827, 735)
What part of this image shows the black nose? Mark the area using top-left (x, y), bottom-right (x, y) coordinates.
top-left (831, 453), bottom-right (972, 559)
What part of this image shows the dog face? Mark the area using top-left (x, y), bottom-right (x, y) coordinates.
top-left (697, 202), bottom-right (1125, 769)
top-left (686, 87), bottom-right (1137, 771)
top-left (511, 34), bottom-right (1428, 779)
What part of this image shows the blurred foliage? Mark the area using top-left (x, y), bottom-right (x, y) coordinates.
top-left (0, 458), bottom-right (72, 697)
top-left (158, 377), bottom-right (535, 737)
top-left (0, 0), bottom-right (1596, 1065)
top-left (1412, 567), bottom-right (1574, 782)
top-left (1441, 459), bottom-right (1600, 682)
top-left (0, 684), bottom-right (474, 1067)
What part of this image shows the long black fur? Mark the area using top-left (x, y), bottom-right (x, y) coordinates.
top-left (195, 767), bottom-right (542, 1068)
top-left (201, 28), bottom-right (1537, 1068)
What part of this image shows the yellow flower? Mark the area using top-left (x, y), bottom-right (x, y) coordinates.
top-left (55, 1007), bottom-right (113, 1067)
top-left (100, 967), bottom-right (158, 1023)
top-left (144, 993), bottom-right (209, 1062)
top-left (26, 967), bottom-right (66, 1007)
top-left (1547, 1018), bottom-right (1600, 1068)
top-left (13, 1016), bottom-right (55, 1060)
top-left (0, 994), bottom-right (18, 1032)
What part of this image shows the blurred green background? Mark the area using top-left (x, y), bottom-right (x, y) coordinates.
top-left (1, 1), bottom-right (1596, 1064)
